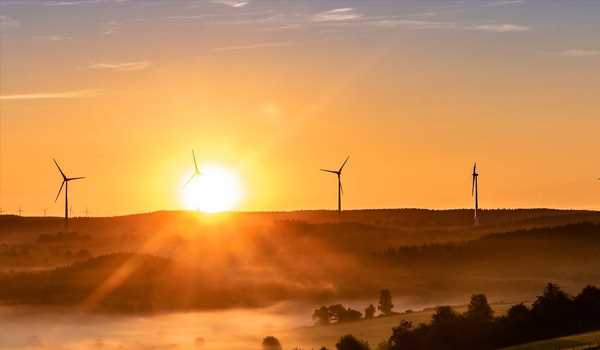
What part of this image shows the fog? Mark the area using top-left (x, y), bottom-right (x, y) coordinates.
top-left (0, 304), bottom-right (310, 350)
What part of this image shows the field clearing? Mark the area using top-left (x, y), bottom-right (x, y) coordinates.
top-left (280, 303), bottom-right (515, 349)
top-left (502, 330), bottom-right (600, 350)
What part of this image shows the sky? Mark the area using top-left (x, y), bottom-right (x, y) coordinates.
top-left (1, 0), bottom-right (600, 216)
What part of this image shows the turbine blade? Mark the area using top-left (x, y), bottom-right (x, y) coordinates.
top-left (183, 174), bottom-right (196, 188)
top-left (320, 169), bottom-right (338, 174)
top-left (472, 176), bottom-right (475, 196)
top-left (68, 177), bottom-right (85, 181)
top-left (55, 181), bottom-right (65, 202)
top-left (53, 159), bottom-right (67, 180)
top-left (192, 150), bottom-right (199, 174)
top-left (339, 156), bottom-right (350, 172)
top-left (340, 179), bottom-right (344, 195)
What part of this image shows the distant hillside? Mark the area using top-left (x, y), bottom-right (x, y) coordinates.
top-left (375, 222), bottom-right (600, 302)
top-left (3, 208), bottom-right (600, 235)
top-left (2, 212), bottom-right (600, 312)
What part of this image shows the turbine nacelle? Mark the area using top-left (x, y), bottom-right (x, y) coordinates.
top-left (53, 159), bottom-right (85, 202)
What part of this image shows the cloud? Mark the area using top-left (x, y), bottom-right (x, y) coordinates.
top-left (484, 0), bottom-right (524, 7)
top-left (369, 19), bottom-right (456, 30)
top-left (44, 0), bottom-right (128, 5)
top-left (33, 35), bottom-right (64, 41)
top-left (559, 49), bottom-right (600, 57)
top-left (312, 8), bottom-right (363, 22)
top-left (210, 42), bottom-right (295, 52)
top-left (88, 61), bottom-right (152, 71)
top-left (0, 15), bottom-right (20, 29)
top-left (466, 24), bottom-right (530, 32)
top-left (367, 19), bottom-right (529, 33)
top-left (0, 90), bottom-right (98, 100)
top-left (211, 0), bottom-right (249, 8)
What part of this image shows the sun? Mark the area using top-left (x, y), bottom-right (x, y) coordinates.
top-left (180, 164), bottom-right (243, 213)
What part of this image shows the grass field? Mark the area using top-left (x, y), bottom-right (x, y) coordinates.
top-left (280, 303), bottom-right (515, 349)
top-left (502, 330), bottom-right (600, 350)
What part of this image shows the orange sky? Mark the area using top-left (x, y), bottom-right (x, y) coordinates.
top-left (1, 0), bottom-right (600, 216)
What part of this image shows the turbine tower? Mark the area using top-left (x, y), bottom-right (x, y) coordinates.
top-left (184, 150), bottom-right (202, 187)
top-left (472, 162), bottom-right (479, 226)
top-left (53, 159), bottom-right (85, 232)
top-left (320, 156), bottom-right (350, 214)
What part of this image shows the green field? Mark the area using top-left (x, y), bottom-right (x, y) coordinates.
top-left (280, 304), bottom-right (515, 349)
top-left (502, 330), bottom-right (600, 350)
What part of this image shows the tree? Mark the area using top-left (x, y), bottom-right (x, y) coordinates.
top-left (365, 304), bottom-right (376, 319)
top-left (328, 304), bottom-right (348, 323)
top-left (388, 320), bottom-right (419, 350)
top-left (343, 308), bottom-right (363, 322)
top-left (431, 306), bottom-right (460, 326)
top-left (465, 294), bottom-right (494, 323)
top-left (262, 336), bottom-right (282, 350)
top-left (336, 334), bottom-right (370, 350)
top-left (575, 285), bottom-right (600, 328)
top-left (531, 283), bottom-right (575, 334)
top-left (378, 289), bottom-right (394, 316)
top-left (313, 306), bottom-right (330, 325)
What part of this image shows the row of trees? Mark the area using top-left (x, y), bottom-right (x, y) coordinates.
top-left (269, 283), bottom-right (600, 350)
top-left (384, 283), bottom-right (600, 349)
top-left (312, 290), bottom-right (395, 325)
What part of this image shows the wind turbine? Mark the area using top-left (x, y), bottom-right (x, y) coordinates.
top-left (320, 156), bottom-right (350, 214)
top-left (184, 150), bottom-right (202, 187)
top-left (472, 162), bottom-right (479, 226)
top-left (53, 159), bottom-right (85, 232)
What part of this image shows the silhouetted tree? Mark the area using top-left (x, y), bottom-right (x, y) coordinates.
top-left (575, 285), bottom-right (600, 329)
top-left (388, 320), bottom-right (420, 350)
top-left (465, 294), bottom-right (493, 323)
top-left (336, 335), bottom-right (370, 350)
top-left (531, 283), bottom-right (576, 336)
top-left (378, 289), bottom-right (394, 316)
top-left (262, 336), bottom-right (282, 350)
top-left (313, 306), bottom-right (330, 325)
top-left (365, 304), bottom-right (376, 319)
top-left (344, 308), bottom-right (363, 322)
top-left (329, 304), bottom-right (348, 323)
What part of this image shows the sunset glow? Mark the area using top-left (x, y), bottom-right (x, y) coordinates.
top-left (180, 164), bottom-right (243, 213)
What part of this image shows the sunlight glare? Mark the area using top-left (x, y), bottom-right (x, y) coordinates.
top-left (180, 164), bottom-right (243, 213)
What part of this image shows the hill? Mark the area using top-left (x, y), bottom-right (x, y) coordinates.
top-left (2, 210), bottom-right (600, 312)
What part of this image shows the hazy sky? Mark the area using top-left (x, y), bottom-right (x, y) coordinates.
top-left (1, 0), bottom-right (600, 216)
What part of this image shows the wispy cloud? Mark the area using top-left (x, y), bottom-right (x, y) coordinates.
top-left (87, 61), bottom-right (152, 71)
top-left (483, 0), bottom-right (524, 7)
top-left (210, 42), bottom-right (295, 52)
top-left (369, 19), bottom-right (456, 30)
top-left (466, 24), bottom-right (530, 32)
top-left (0, 15), bottom-right (20, 29)
top-left (312, 8), bottom-right (363, 22)
top-left (210, 0), bottom-right (249, 8)
top-left (367, 19), bottom-right (529, 33)
top-left (0, 90), bottom-right (98, 100)
top-left (44, 0), bottom-right (128, 5)
top-left (33, 35), bottom-right (64, 41)
top-left (559, 49), bottom-right (600, 57)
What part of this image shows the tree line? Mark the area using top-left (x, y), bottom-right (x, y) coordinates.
top-left (380, 283), bottom-right (600, 349)
top-left (267, 283), bottom-right (600, 349)
top-left (312, 289), bottom-right (396, 325)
